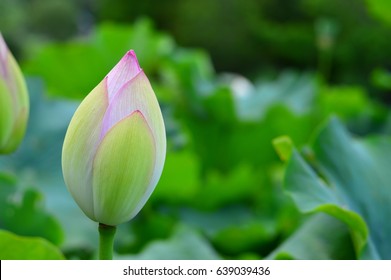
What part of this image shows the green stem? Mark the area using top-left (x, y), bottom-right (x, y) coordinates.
top-left (98, 223), bottom-right (116, 260)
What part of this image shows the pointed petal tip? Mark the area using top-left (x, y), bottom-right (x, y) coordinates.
top-left (124, 49), bottom-right (141, 70)
top-left (106, 50), bottom-right (143, 102)
top-left (127, 49), bottom-right (136, 57)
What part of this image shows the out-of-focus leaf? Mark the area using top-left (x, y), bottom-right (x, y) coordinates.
top-left (0, 229), bottom-right (64, 260)
top-left (228, 106), bottom-right (314, 168)
top-left (272, 136), bottom-right (294, 162)
top-left (213, 222), bottom-right (274, 256)
top-left (152, 151), bottom-right (200, 204)
top-left (185, 101), bottom-right (315, 173)
top-left (0, 173), bottom-right (63, 245)
top-left (268, 214), bottom-right (355, 260)
top-left (317, 85), bottom-right (387, 135)
top-left (179, 206), bottom-right (276, 257)
top-left (23, 42), bottom-right (102, 100)
top-left (93, 19), bottom-right (174, 73)
top-left (366, 0), bottom-right (391, 26)
top-left (122, 210), bottom-right (177, 254)
top-left (235, 71), bottom-right (315, 121)
top-left (162, 49), bottom-right (214, 96)
top-left (280, 117), bottom-right (391, 259)
top-left (119, 225), bottom-right (220, 260)
top-left (371, 68), bottom-right (391, 90)
top-left (318, 86), bottom-right (377, 120)
top-left (160, 48), bottom-right (215, 114)
top-left (202, 86), bottom-right (236, 123)
top-left (180, 206), bottom-right (264, 236)
top-left (193, 165), bottom-right (259, 210)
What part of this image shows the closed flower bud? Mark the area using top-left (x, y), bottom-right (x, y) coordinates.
top-left (62, 50), bottom-right (166, 226)
top-left (0, 33), bottom-right (29, 154)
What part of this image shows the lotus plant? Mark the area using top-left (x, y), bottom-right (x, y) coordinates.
top-left (0, 33), bottom-right (29, 154)
top-left (62, 50), bottom-right (166, 259)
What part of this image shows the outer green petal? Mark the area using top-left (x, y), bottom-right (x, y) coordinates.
top-left (8, 51), bottom-right (29, 112)
top-left (2, 106), bottom-right (28, 153)
top-left (0, 78), bottom-right (13, 151)
top-left (62, 81), bottom-right (108, 221)
top-left (92, 111), bottom-right (155, 225)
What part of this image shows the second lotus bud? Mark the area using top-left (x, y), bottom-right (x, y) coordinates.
top-left (0, 33), bottom-right (29, 154)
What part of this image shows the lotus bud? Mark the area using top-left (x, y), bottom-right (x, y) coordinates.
top-left (62, 50), bottom-right (166, 226)
top-left (0, 33), bottom-right (29, 154)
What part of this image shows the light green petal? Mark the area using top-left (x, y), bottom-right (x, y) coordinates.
top-left (92, 111), bottom-right (155, 225)
top-left (0, 78), bottom-right (13, 151)
top-left (62, 81), bottom-right (108, 221)
top-left (101, 72), bottom-right (166, 214)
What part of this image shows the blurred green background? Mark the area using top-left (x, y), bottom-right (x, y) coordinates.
top-left (1, 0), bottom-right (391, 260)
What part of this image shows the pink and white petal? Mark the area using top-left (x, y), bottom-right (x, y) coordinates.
top-left (106, 50), bottom-right (141, 103)
top-left (100, 71), bottom-right (166, 202)
top-left (62, 81), bottom-right (108, 221)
